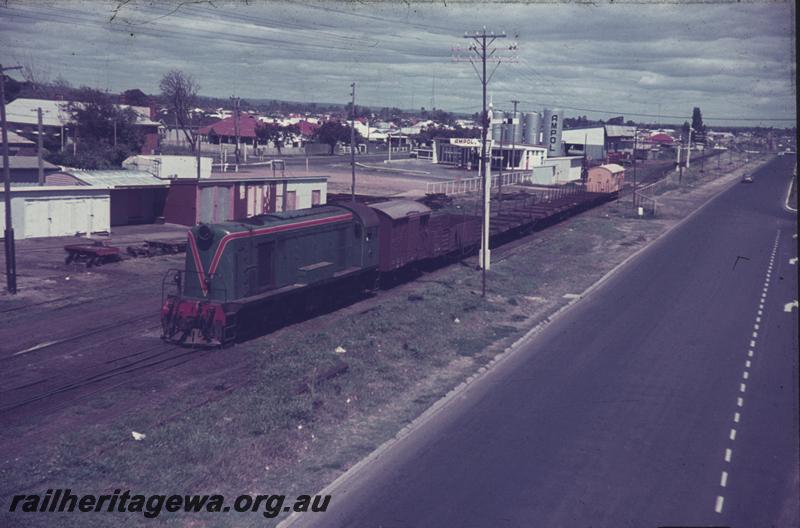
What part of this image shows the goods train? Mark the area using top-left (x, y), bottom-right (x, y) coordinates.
top-left (161, 188), bottom-right (614, 345)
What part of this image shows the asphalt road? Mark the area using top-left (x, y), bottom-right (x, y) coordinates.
top-left (290, 156), bottom-right (798, 527)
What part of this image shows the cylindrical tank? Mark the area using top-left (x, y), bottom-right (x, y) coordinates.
top-left (511, 113), bottom-right (523, 144)
top-left (491, 111), bottom-right (505, 142)
top-left (523, 112), bottom-right (541, 145)
top-left (542, 108), bottom-right (564, 156)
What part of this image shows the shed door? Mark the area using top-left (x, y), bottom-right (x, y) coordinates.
top-left (24, 200), bottom-right (51, 238)
top-left (199, 186), bottom-right (215, 224)
top-left (285, 191), bottom-right (297, 211)
top-left (215, 186), bottom-right (232, 222)
top-left (247, 185), bottom-right (264, 217)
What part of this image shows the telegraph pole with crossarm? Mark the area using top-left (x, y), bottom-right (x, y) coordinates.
top-left (453, 29), bottom-right (517, 296)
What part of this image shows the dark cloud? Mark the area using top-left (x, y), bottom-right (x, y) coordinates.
top-left (0, 0), bottom-right (794, 126)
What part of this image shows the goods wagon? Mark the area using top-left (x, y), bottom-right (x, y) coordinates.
top-left (425, 212), bottom-right (482, 259)
top-left (370, 199), bottom-right (432, 272)
top-left (161, 203), bottom-right (379, 344)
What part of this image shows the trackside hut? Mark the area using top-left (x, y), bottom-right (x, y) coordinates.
top-left (163, 175), bottom-right (328, 226)
top-left (0, 186), bottom-right (110, 239)
top-left (587, 163), bottom-right (625, 193)
top-left (47, 170), bottom-right (169, 226)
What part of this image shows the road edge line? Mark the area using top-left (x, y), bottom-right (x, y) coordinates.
top-left (784, 171), bottom-right (797, 213)
top-left (278, 161), bottom-right (760, 528)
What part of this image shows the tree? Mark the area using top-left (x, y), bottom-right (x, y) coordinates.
top-left (159, 69), bottom-right (200, 152)
top-left (691, 107), bottom-right (706, 144)
top-left (414, 125), bottom-right (479, 146)
top-left (313, 121), bottom-right (359, 155)
top-left (1, 74), bottom-right (22, 103)
top-left (255, 122), bottom-right (298, 154)
top-left (681, 121), bottom-right (691, 143)
top-left (45, 87), bottom-right (142, 169)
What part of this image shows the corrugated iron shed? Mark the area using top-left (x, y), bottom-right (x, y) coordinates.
top-left (62, 170), bottom-right (169, 188)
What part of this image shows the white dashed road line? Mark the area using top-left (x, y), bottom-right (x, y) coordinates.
top-left (714, 229), bottom-right (780, 515)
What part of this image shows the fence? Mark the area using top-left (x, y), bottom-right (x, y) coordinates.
top-left (425, 170), bottom-right (534, 195)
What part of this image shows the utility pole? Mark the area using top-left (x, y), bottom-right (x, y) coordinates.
top-left (632, 126), bottom-right (637, 212)
top-left (508, 99), bottom-right (519, 170)
top-left (231, 96), bottom-right (241, 165)
top-left (350, 82), bottom-right (356, 201)
top-left (37, 108), bottom-right (44, 185)
top-left (1, 63), bottom-right (23, 294)
top-left (686, 125), bottom-right (693, 169)
top-left (195, 132), bottom-right (202, 180)
top-left (454, 28), bottom-right (517, 296)
top-left (497, 102), bottom-right (504, 208)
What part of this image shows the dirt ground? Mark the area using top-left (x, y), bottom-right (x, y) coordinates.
top-left (0, 150), bottom-right (766, 527)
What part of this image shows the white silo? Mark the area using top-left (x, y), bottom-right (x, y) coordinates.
top-left (491, 111), bottom-right (506, 142)
top-left (511, 112), bottom-right (523, 144)
top-left (523, 112), bottom-right (541, 145)
top-left (542, 108), bottom-right (564, 156)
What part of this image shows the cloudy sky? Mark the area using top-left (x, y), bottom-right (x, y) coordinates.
top-left (0, 0), bottom-right (795, 126)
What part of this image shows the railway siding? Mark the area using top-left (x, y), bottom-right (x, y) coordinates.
top-left (0, 152), bottom-right (765, 528)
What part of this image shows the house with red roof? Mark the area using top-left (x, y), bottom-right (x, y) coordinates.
top-left (649, 133), bottom-right (675, 145)
top-left (295, 120), bottom-right (319, 138)
top-left (198, 115), bottom-right (259, 145)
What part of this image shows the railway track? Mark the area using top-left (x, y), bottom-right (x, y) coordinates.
top-left (2, 312), bottom-right (159, 361)
top-left (0, 281), bottom-right (162, 316)
top-left (0, 342), bottom-right (211, 415)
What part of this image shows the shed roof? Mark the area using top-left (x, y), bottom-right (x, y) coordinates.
top-left (5, 98), bottom-right (158, 127)
top-left (0, 156), bottom-right (59, 170)
top-left (561, 126), bottom-right (605, 146)
top-left (0, 128), bottom-right (35, 145)
top-left (604, 125), bottom-right (636, 138)
top-left (61, 169), bottom-right (169, 188)
top-left (370, 199), bottom-right (431, 220)
top-left (595, 163), bottom-right (625, 174)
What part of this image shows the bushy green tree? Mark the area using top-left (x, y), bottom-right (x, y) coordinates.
top-left (45, 87), bottom-right (142, 169)
top-left (313, 121), bottom-right (360, 155)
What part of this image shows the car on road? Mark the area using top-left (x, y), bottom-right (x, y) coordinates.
top-left (742, 174), bottom-right (754, 183)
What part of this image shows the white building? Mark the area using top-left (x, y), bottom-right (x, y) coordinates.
top-left (123, 155), bottom-right (213, 179)
top-left (0, 186), bottom-right (111, 239)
